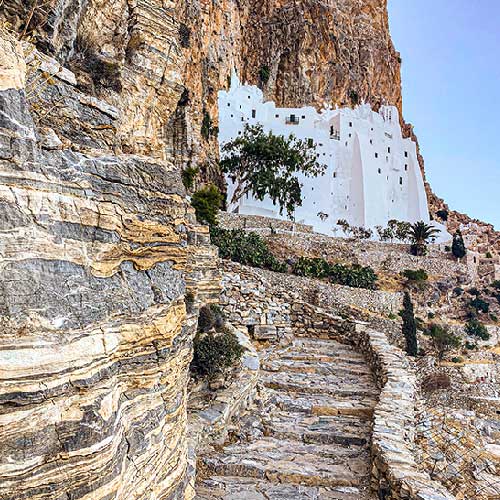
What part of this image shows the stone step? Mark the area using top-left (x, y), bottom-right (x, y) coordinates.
top-left (196, 476), bottom-right (373, 499)
top-left (260, 372), bottom-right (379, 398)
top-left (271, 390), bottom-right (376, 417)
top-left (201, 438), bottom-right (369, 488)
top-left (262, 358), bottom-right (373, 377)
top-left (262, 411), bottom-right (371, 447)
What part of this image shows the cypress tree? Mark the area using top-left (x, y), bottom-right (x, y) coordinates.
top-left (401, 292), bottom-right (418, 356)
top-left (452, 230), bottom-right (466, 260)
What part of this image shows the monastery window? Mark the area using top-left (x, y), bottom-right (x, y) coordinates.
top-left (241, 117), bottom-right (244, 121)
top-left (252, 109), bottom-right (256, 118)
top-left (388, 147), bottom-right (391, 153)
top-left (404, 151), bottom-right (408, 157)
top-left (301, 115), bottom-right (306, 119)
top-left (399, 177), bottom-right (403, 185)
top-left (345, 141), bottom-right (348, 147)
top-left (308, 138), bottom-right (314, 147)
top-left (349, 122), bottom-right (353, 127)
top-left (375, 153), bottom-right (378, 158)
top-left (333, 172), bottom-right (337, 178)
top-left (227, 103), bottom-right (230, 107)
top-left (378, 168), bottom-right (381, 174)
top-left (231, 114), bottom-right (234, 118)
top-left (386, 156), bottom-right (389, 162)
top-left (247, 95), bottom-right (251, 99)
top-left (370, 139), bottom-right (373, 145)
top-left (286, 114), bottom-right (300, 125)
top-left (349, 133), bottom-right (352, 138)
top-left (405, 164), bottom-right (408, 171)
top-left (275, 114), bottom-right (279, 118)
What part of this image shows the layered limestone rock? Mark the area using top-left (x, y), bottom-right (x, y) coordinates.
top-left (0, 30), bottom-right (219, 500)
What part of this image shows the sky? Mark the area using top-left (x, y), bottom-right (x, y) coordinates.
top-left (387, 0), bottom-right (499, 229)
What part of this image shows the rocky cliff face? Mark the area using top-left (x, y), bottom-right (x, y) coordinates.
top-left (0, 29), bottom-right (219, 499)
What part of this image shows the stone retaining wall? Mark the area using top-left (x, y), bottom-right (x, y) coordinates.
top-left (219, 262), bottom-right (456, 500)
top-left (219, 212), bottom-right (468, 280)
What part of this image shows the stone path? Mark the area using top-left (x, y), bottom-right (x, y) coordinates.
top-left (196, 337), bottom-right (379, 499)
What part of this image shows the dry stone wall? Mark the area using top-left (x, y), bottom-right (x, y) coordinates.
top-left (0, 31), bottom-right (219, 500)
top-left (220, 212), bottom-right (469, 280)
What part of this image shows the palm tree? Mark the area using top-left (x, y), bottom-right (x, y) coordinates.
top-left (409, 221), bottom-right (441, 256)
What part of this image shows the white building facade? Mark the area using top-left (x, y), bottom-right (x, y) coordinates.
top-left (218, 72), bottom-right (433, 237)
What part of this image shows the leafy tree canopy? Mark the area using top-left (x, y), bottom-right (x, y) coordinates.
top-left (220, 124), bottom-right (326, 218)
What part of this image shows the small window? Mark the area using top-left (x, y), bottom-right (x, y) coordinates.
top-left (345, 141), bottom-right (348, 147)
top-left (405, 164), bottom-right (408, 171)
top-left (308, 138), bottom-right (314, 147)
top-left (275, 114), bottom-right (279, 118)
top-left (251, 109), bottom-right (256, 118)
top-left (370, 139), bottom-right (373, 145)
top-left (231, 114), bottom-right (234, 118)
top-left (227, 102), bottom-right (230, 107)
top-left (349, 122), bottom-right (353, 127)
top-left (247, 95), bottom-right (251, 99)
top-left (388, 147), bottom-right (391, 153)
top-left (349, 133), bottom-right (352, 138)
top-left (301, 115), bottom-right (306, 119)
top-left (404, 151), bottom-right (408, 157)
top-left (241, 117), bottom-right (244, 121)
top-left (333, 172), bottom-right (337, 178)
top-left (375, 153), bottom-right (378, 158)
top-left (399, 177), bottom-right (403, 185)
top-left (378, 168), bottom-right (381, 174)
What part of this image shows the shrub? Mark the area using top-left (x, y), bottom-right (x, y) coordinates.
top-left (465, 318), bottom-right (490, 340)
top-left (451, 356), bottom-right (463, 364)
top-left (191, 330), bottom-right (245, 378)
top-left (191, 185), bottom-right (223, 226)
top-left (388, 312), bottom-right (397, 320)
top-left (401, 269), bottom-right (428, 282)
top-left (444, 245), bottom-right (451, 252)
top-left (259, 65), bottom-right (270, 85)
top-left (436, 209), bottom-right (448, 221)
top-left (292, 257), bottom-right (331, 279)
top-left (492, 280), bottom-right (500, 290)
top-left (329, 263), bottom-right (378, 289)
top-left (401, 292), bottom-right (418, 356)
top-left (182, 166), bottom-right (199, 191)
top-left (490, 313), bottom-right (498, 323)
top-left (427, 323), bottom-right (461, 360)
top-left (465, 341), bottom-right (477, 350)
top-left (453, 287), bottom-right (464, 296)
top-left (486, 251), bottom-right (493, 259)
top-left (210, 227), bottom-right (286, 272)
top-left (469, 297), bottom-right (490, 314)
top-left (348, 89), bottom-right (360, 105)
top-left (201, 110), bottom-right (215, 141)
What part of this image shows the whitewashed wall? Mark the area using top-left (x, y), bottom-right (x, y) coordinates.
top-left (218, 71), bottom-right (434, 238)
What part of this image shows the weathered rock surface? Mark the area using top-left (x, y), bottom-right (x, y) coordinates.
top-left (0, 30), bottom-right (219, 500)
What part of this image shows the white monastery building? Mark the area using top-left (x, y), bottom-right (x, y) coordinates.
top-left (218, 71), bottom-right (441, 238)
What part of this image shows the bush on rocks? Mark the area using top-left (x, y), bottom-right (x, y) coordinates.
top-left (210, 226), bottom-right (286, 272)
top-left (191, 329), bottom-right (245, 378)
top-left (465, 318), bottom-right (490, 341)
top-left (401, 269), bottom-right (428, 283)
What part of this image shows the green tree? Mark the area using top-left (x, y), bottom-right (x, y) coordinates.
top-left (401, 292), bottom-right (418, 356)
top-left (451, 230), bottom-right (466, 260)
top-left (191, 185), bottom-right (223, 226)
top-left (427, 323), bottom-right (461, 361)
top-left (220, 124), bottom-right (326, 218)
top-left (465, 318), bottom-right (490, 340)
top-left (409, 221), bottom-right (441, 256)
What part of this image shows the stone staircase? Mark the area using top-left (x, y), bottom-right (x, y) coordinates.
top-left (196, 337), bottom-right (379, 499)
